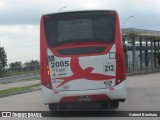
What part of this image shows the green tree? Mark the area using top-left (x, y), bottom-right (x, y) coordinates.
top-left (9, 61), bottom-right (22, 72)
top-left (0, 47), bottom-right (7, 71)
top-left (23, 60), bottom-right (39, 71)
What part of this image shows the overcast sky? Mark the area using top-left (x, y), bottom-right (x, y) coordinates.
top-left (0, 0), bottom-right (160, 64)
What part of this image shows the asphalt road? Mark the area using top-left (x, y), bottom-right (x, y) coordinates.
top-left (0, 72), bottom-right (160, 119)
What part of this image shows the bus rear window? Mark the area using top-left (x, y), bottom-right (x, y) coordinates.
top-left (44, 11), bottom-right (116, 47)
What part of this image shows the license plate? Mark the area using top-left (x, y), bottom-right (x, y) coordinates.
top-left (104, 81), bottom-right (112, 88)
top-left (78, 96), bottom-right (91, 102)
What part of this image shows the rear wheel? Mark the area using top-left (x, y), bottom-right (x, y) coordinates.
top-left (49, 103), bottom-right (68, 111)
top-left (48, 103), bottom-right (58, 111)
top-left (59, 103), bottom-right (67, 110)
top-left (110, 100), bottom-right (119, 109)
top-left (100, 101), bottom-right (109, 109)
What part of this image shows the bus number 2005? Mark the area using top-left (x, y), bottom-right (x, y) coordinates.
top-left (51, 61), bottom-right (69, 68)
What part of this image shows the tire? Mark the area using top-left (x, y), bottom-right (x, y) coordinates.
top-left (110, 100), bottom-right (119, 109)
top-left (100, 101), bottom-right (109, 109)
top-left (48, 103), bottom-right (58, 111)
top-left (59, 103), bottom-right (67, 110)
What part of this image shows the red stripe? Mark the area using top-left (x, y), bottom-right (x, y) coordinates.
top-left (54, 57), bottom-right (115, 88)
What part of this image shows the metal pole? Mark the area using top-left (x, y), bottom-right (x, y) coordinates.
top-left (123, 16), bottom-right (134, 28)
top-left (151, 38), bottom-right (154, 69)
top-left (123, 37), bottom-right (128, 72)
top-left (140, 37), bottom-right (143, 69)
top-left (132, 36), bottom-right (136, 72)
top-left (145, 39), bottom-right (149, 66)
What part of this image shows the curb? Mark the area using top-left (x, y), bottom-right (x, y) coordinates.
top-left (0, 87), bottom-right (41, 98)
top-left (127, 70), bottom-right (160, 76)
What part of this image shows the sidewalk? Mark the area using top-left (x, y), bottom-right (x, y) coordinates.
top-left (0, 80), bottom-right (40, 91)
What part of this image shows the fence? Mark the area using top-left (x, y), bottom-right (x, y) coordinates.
top-left (126, 61), bottom-right (160, 73)
top-left (0, 64), bottom-right (39, 78)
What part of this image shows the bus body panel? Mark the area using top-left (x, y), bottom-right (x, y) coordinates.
top-left (41, 80), bottom-right (126, 104)
top-left (48, 45), bottom-right (116, 91)
top-left (40, 10), bottom-right (126, 105)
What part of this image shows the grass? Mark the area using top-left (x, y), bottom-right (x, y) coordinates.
top-left (25, 76), bottom-right (40, 81)
top-left (0, 83), bottom-right (40, 96)
top-left (0, 76), bottom-right (40, 85)
top-left (0, 70), bottom-right (39, 78)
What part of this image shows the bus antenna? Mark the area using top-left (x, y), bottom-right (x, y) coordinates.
top-left (58, 6), bottom-right (67, 12)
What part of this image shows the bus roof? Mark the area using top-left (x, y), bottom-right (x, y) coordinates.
top-left (42, 9), bottom-right (117, 17)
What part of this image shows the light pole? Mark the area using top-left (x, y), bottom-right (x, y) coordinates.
top-left (123, 16), bottom-right (133, 73)
top-left (123, 16), bottom-right (134, 28)
top-left (58, 6), bottom-right (67, 12)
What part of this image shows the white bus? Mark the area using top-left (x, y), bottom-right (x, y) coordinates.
top-left (40, 10), bottom-right (127, 110)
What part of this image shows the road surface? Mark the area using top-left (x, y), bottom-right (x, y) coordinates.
top-left (0, 72), bottom-right (160, 119)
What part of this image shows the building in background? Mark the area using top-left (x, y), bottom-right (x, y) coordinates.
top-left (122, 28), bottom-right (160, 73)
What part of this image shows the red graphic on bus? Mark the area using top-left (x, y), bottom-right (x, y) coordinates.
top-left (54, 57), bottom-right (116, 88)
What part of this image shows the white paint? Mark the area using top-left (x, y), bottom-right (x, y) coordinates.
top-left (41, 80), bottom-right (127, 104)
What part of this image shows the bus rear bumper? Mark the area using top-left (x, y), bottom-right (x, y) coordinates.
top-left (41, 80), bottom-right (127, 104)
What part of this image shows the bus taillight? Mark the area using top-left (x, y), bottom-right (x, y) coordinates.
top-left (115, 53), bottom-right (125, 85)
top-left (41, 59), bottom-right (52, 89)
top-left (47, 66), bottom-right (50, 76)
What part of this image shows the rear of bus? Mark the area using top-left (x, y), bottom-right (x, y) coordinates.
top-left (40, 10), bottom-right (126, 110)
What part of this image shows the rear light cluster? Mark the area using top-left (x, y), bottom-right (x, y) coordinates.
top-left (40, 59), bottom-right (52, 89)
top-left (115, 53), bottom-right (126, 85)
top-left (47, 66), bottom-right (50, 76)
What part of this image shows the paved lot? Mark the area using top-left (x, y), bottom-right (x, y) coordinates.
top-left (0, 72), bottom-right (160, 119)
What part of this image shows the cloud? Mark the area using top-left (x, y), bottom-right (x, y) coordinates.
top-left (0, 0), bottom-right (160, 64)
top-left (0, 25), bottom-right (39, 63)
top-left (0, 0), bottom-right (66, 25)
top-left (0, 25), bottom-right (39, 40)
top-left (0, 1), bottom-right (7, 10)
top-left (0, 0), bottom-right (160, 28)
